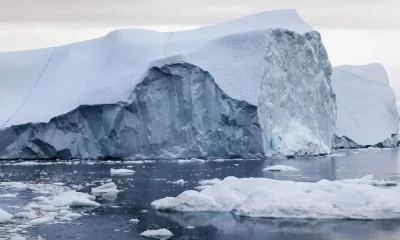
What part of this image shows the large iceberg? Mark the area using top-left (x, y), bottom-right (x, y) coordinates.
top-left (332, 64), bottom-right (398, 148)
top-left (0, 9), bottom-right (336, 159)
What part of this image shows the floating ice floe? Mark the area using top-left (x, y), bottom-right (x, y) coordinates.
top-left (139, 228), bottom-right (173, 239)
top-left (177, 159), bottom-right (205, 163)
top-left (0, 182), bottom-right (28, 190)
top-left (123, 160), bottom-right (156, 164)
top-left (91, 182), bottom-right (120, 195)
top-left (4, 161), bottom-right (73, 166)
top-left (170, 179), bottom-right (187, 185)
top-left (0, 181), bottom-right (101, 239)
top-left (110, 168), bottom-right (135, 175)
top-left (91, 182), bottom-right (120, 201)
top-left (152, 176), bottom-right (400, 220)
top-left (0, 193), bottom-right (18, 198)
top-left (340, 175), bottom-right (397, 186)
top-left (263, 165), bottom-right (299, 172)
top-left (0, 208), bottom-right (13, 223)
top-left (129, 218), bottom-right (139, 223)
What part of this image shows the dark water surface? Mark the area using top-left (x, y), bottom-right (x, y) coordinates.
top-left (1, 148), bottom-right (400, 240)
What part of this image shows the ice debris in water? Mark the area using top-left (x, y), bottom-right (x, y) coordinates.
top-left (91, 182), bottom-right (120, 201)
top-left (263, 165), bottom-right (299, 172)
top-left (91, 182), bottom-right (120, 194)
top-left (340, 175), bottom-right (397, 186)
top-left (0, 181), bottom-right (100, 238)
top-left (139, 228), bottom-right (173, 239)
top-left (177, 159), bottom-right (206, 163)
top-left (152, 176), bottom-right (400, 220)
top-left (0, 193), bottom-right (18, 198)
top-left (170, 179), bottom-right (187, 185)
top-left (110, 168), bottom-right (135, 175)
top-left (0, 208), bottom-right (13, 223)
top-left (129, 218), bottom-right (139, 223)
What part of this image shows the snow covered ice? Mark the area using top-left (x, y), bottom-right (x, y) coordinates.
top-left (129, 218), bottom-right (139, 224)
top-left (0, 180), bottom-right (102, 239)
top-left (91, 182), bottom-right (120, 201)
top-left (139, 228), bottom-right (174, 239)
top-left (0, 208), bottom-right (13, 223)
top-left (263, 165), bottom-right (298, 171)
top-left (332, 64), bottom-right (399, 148)
top-left (152, 176), bottom-right (400, 220)
top-left (0, 9), bottom-right (336, 159)
top-left (170, 179), bottom-right (187, 185)
top-left (91, 182), bottom-right (120, 194)
top-left (110, 168), bottom-right (135, 175)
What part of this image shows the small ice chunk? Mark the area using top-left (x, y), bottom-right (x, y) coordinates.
top-left (141, 210), bottom-right (148, 213)
top-left (129, 218), bottom-right (139, 223)
top-left (0, 182), bottom-right (28, 190)
top-left (91, 182), bottom-right (120, 194)
top-left (110, 168), bottom-right (135, 175)
top-left (139, 228), bottom-right (173, 239)
top-left (340, 175), bottom-right (397, 186)
top-left (41, 191), bottom-right (100, 207)
top-left (12, 161), bottom-right (53, 166)
top-left (263, 165), bottom-right (298, 171)
top-left (29, 217), bottom-right (54, 225)
top-left (10, 236), bottom-right (27, 240)
top-left (0, 208), bottom-right (13, 223)
top-left (178, 159), bottom-right (205, 163)
top-left (187, 226), bottom-right (195, 229)
top-left (170, 179), bottom-right (186, 185)
top-left (0, 193), bottom-right (18, 198)
top-left (14, 211), bottom-right (38, 219)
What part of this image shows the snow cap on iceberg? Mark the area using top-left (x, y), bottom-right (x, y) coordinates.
top-left (0, 9), bottom-right (312, 128)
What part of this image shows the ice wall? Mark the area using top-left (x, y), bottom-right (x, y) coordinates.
top-left (258, 30), bottom-right (336, 157)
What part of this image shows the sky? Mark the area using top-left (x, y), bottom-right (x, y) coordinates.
top-left (0, 0), bottom-right (399, 97)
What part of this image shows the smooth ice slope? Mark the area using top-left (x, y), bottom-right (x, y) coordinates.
top-left (0, 9), bottom-right (335, 159)
top-left (152, 176), bottom-right (400, 220)
top-left (332, 64), bottom-right (398, 148)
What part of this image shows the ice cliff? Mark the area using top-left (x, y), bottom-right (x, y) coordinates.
top-left (332, 64), bottom-right (398, 148)
top-left (0, 9), bottom-right (336, 159)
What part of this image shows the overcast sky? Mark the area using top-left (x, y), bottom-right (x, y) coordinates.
top-left (0, 0), bottom-right (399, 97)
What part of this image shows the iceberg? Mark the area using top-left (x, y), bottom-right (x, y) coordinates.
top-left (332, 64), bottom-right (399, 148)
top-left (0, 9), bottom-right (336, 159)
